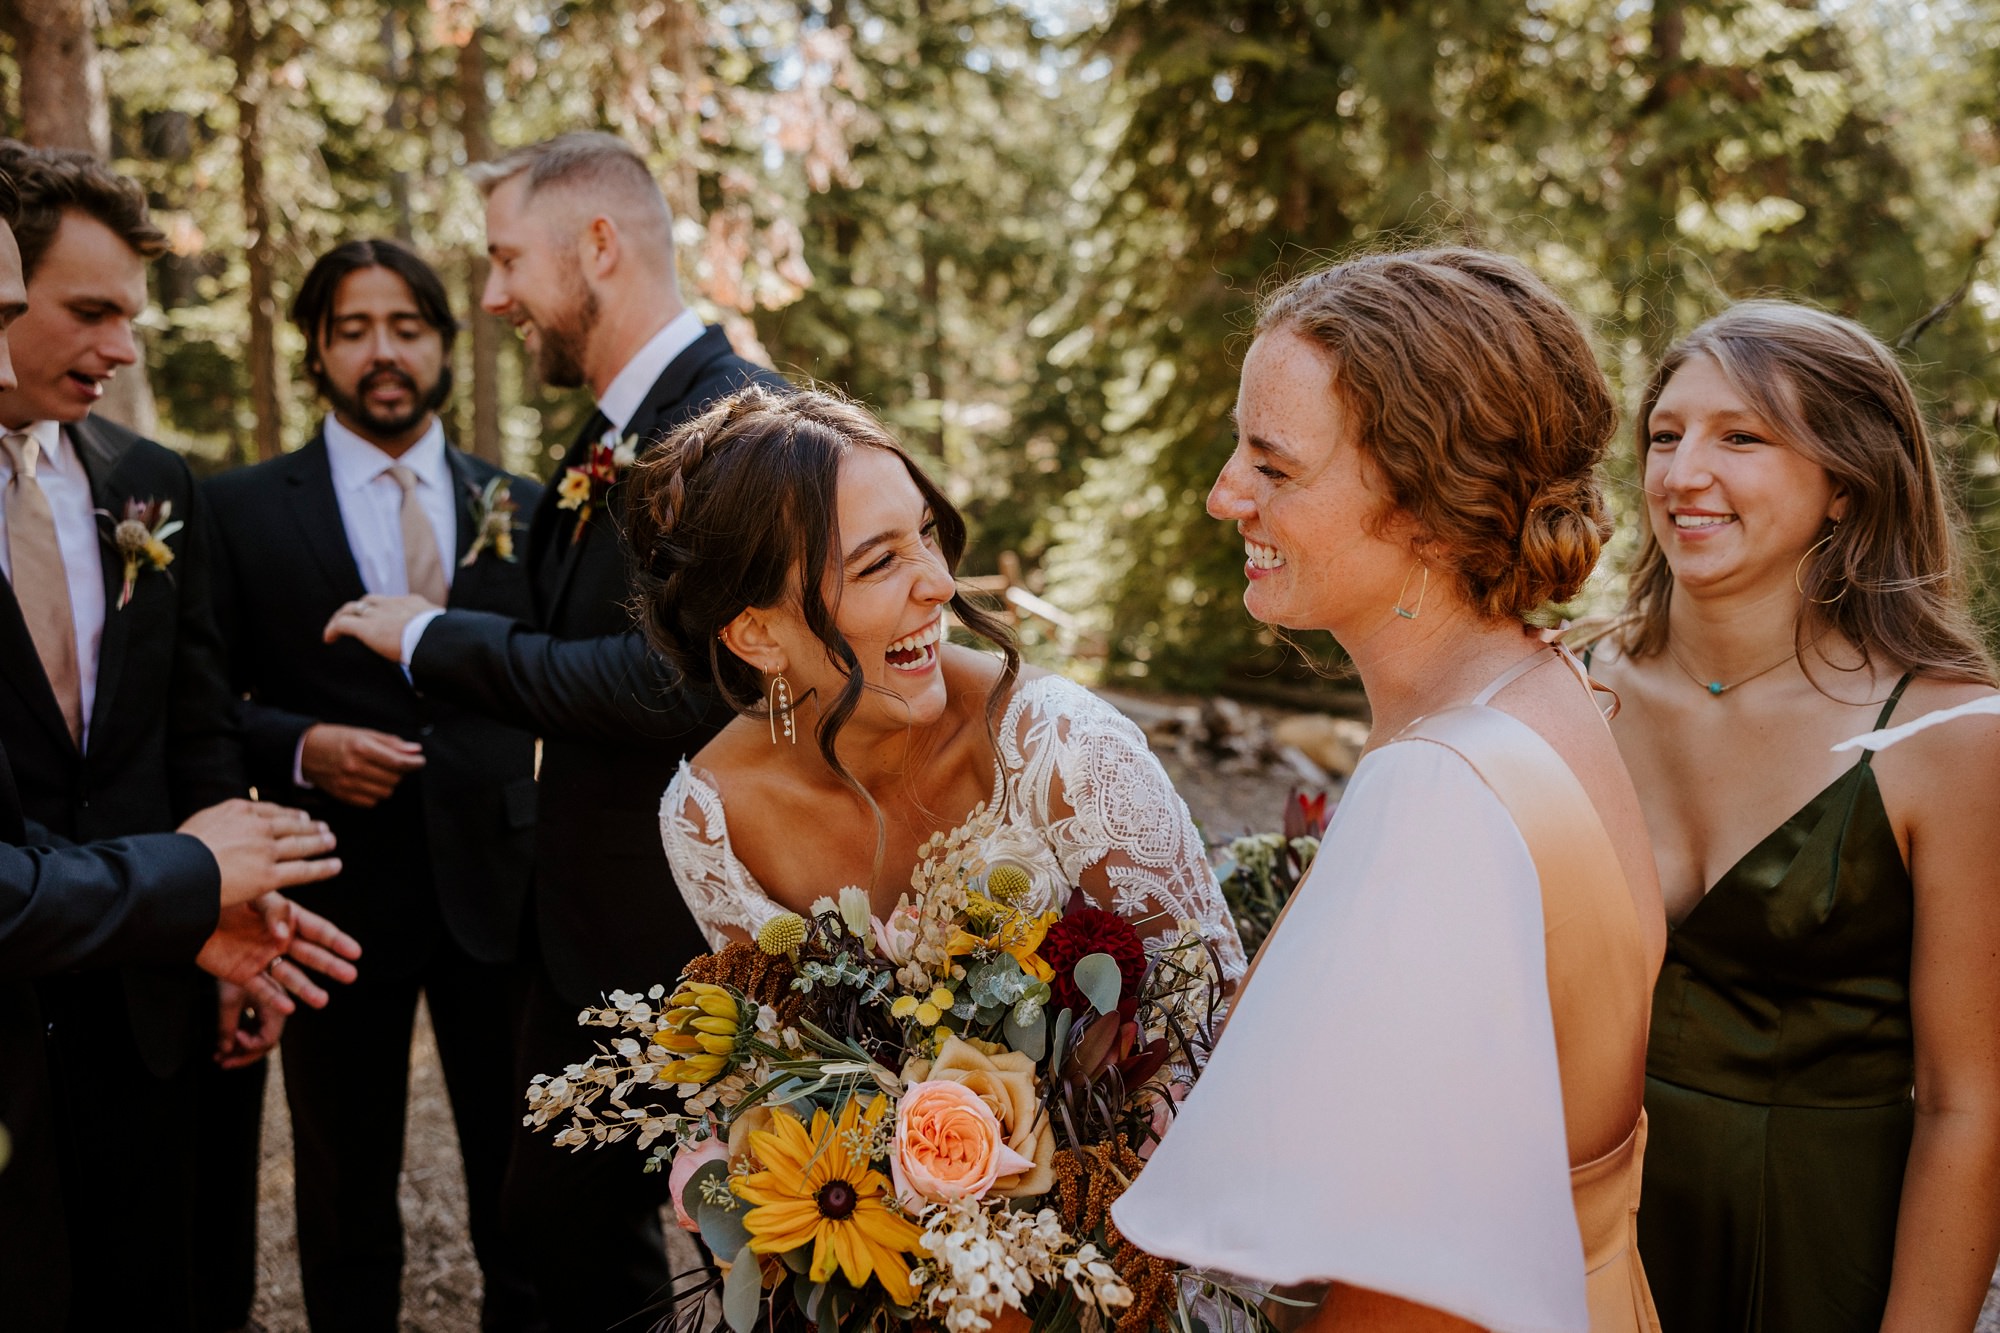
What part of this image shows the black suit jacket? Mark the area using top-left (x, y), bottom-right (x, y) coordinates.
top-left (411, 325), bottom-right (785, 1004)
top-left (0, 416), bottom-right (246, 1079)
top-left (205, 431), bottom-right (542, 977)
top-left (0, 736), bottom-right (220, 1332)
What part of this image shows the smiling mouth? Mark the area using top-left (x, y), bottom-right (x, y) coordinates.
top-left (67, 371), bottom-right (104, 396)
top-left (1245, 537), bottom-right (1285, 570)
top-left (885, 618), bottom-right (942, 672)
top-left (1672, 513), bottom-right (1736, 530)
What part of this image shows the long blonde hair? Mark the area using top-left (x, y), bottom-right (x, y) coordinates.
top-left (1619, 300), bottom-right (1994, 686)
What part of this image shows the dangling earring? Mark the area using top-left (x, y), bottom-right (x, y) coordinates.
top-left (1794, 520), bottom-right (1846, 606)
top-left (1393, 560), bottom-right (1429, 621)
top-left (767, 673), bottom-right (796, 746)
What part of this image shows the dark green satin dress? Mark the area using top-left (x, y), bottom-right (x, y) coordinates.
top-left (1638, 676), bottom-right (1914, 1333)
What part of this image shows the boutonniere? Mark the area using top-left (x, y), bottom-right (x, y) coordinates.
top-left (555, 433), bottom-right (641, 543)
top-left (109, 498), bottom-right (183, 609)
top-left (461, 475), bottom-right (520, 567)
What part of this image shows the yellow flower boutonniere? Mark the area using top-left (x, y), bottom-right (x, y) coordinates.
top-left (556, 433), bottom-right (641, 543)
top-left (109, 498), bottom-right (182, 609)
top-left (461, 475), bottom-right (520, 567)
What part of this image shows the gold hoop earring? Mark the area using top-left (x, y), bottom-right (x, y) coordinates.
top-left (767, 673), bottom-right (796, 746)
top-left (1794, 521), bottom-right (1845, 606)
top-left (1393, 560), bottom-right (1429, 621)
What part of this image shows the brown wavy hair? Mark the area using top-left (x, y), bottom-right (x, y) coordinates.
top-left (1255, 248), bottom-right (1616, 621)
top-left (624, 384), bottom-right (1021, 802)
top-left (1617, 300), bottom-right (1995, 686)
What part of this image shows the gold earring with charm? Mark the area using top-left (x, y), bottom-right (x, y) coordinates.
top-left (767, 673), bottom-right (796, 745)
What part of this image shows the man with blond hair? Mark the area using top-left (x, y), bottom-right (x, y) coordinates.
top-left (328, 132), bottom-right (786, 1330)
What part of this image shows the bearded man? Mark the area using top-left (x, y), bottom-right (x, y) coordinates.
top-left (325, 134), bottom-right (785, 1330)
top-left (206, 238), bottom-right (544, 1332)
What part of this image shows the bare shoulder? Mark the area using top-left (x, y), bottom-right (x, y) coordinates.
top-left (1870, 676), bottom-right (2000, 815)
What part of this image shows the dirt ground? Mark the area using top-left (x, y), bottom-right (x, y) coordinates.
top-left (241, 690), bottom-right (2000, 1330)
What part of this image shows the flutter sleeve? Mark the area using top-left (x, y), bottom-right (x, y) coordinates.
top-left (1001, 677), bottom-right (1247, 979)
top-left (660, 762), bottom-right (784, 952)
top-left (1111, 738), bottom-right (1586, 1333)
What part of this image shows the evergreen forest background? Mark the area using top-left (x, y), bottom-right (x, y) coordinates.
top-left (3, 0), bottom-right (1998, 695)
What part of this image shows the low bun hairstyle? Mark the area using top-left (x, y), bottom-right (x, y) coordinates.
top-left (624, 384), bottom-right (1020, 781)
top-left (1255, 248), bottom-right (1615, 621)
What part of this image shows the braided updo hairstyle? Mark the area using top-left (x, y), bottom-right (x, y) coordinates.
top-left (1256, 248), bottom-right (1616, 620)
top-left (625, 384), bottom-right (1021, 783)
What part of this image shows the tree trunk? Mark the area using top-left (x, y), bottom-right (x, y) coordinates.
top-left (4, 0), bottom-right (161, 436)
top-left (231, 0), bottom-right (282, 463)
top-left (0, 0), bottom-right (109, 155)
top-left (455, 27), bottom-right (502, 464)
top-left (381, 10), bottom-right (414, 243)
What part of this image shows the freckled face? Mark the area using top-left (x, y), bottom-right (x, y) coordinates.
top-left (764, 448), bottom-right (959, 731)
top-left (1206, 328), bottom-right (1415, 639)
top-left (1645, 353), bottom-right (1842, 598)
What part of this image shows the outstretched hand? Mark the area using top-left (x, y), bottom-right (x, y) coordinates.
top-left (195, 892), bottom-right (363, 1019)
top-left (323, 593), bottom-right (438, 661)
top-left (178, 798), bottom-right (341, 906)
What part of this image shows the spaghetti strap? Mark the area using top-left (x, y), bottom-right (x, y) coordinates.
top-left (1472, 645), bottom-right (1559, 707)
top-left (1856, 673), bottom-right (1915, 768)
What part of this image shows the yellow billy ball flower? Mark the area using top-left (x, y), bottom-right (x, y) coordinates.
top-left (914, 1002), bottom-right (941, 1026)
top-left (756, 912), bottom-right (809, 957)
top-left (986, 861), bottom-right (1032, 902)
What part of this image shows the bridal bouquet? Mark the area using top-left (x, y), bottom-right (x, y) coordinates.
top-left (525, 804), bottom-right (1242, 1333)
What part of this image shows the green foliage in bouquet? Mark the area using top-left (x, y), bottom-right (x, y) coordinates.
top-left (1215, 791), bottom-right (1329, 957)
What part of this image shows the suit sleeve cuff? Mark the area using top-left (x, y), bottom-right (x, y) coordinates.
top-left (401, 608), bottom-right (447, 677)
top-left (292, 732), bottom-right (314, 790)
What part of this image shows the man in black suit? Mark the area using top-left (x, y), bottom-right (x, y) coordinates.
top-left (0, 174), bottom-right (356, 1331)
top-left (0, 140), bottom-right (283, 1331)
top-left (208, 238), bottom-right (545, 1333)
top-left (328, 132), bottom-right (785, 1330)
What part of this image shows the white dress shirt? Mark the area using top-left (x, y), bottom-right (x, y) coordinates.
top-left (398, 307), bottom-right (707, 670)
top-left (301, 416), bottom-right (457, 786)
top-left (596, 307), bottom-right (707, 440)
top-left (323, 414), bottom-right (458, 597)
top-left (0, 419), bottom-right (107, 741)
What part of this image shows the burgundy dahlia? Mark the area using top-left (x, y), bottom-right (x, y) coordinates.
top-left (1039, 906), bottom-right (1147, 1017)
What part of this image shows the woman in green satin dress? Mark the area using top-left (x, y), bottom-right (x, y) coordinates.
top-left (1581, 301), bottom-right (2000, 1332)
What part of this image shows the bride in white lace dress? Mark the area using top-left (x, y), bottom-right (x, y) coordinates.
top-left (621, 385), bottom-right (1245, 977)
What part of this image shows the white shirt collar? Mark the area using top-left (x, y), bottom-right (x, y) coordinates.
top-left (323, 414), bottom-right (450, 495)
top-left (1, 420), bottom-right (72, 478)
top-left (596, 307), bottom-right (706, 438)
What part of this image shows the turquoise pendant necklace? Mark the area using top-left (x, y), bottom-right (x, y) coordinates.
top-left (1665, 638), bottom-right (1800, 697)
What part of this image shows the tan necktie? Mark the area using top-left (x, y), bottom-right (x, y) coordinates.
top-left (386, 464), bottom-right (449, 605)
top-left (3, 432), bottom-right (84, 744)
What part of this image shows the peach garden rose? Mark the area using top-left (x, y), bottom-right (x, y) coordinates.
top-left (903, 1036), bottom-right (1056, 1197)
top-left (892, 1079), bottom-right (1035, 1204)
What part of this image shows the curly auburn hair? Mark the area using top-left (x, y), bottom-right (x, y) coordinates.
top-left (1617, 300), bottom-right (1995, 686)
top-left (1255, 247), bottom-right (1616, 622)
top-left (623, 384), bottom-right (1021, 808)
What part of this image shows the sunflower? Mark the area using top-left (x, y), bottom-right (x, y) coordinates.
top-left (732, 1096), bottom-right (922, 1306)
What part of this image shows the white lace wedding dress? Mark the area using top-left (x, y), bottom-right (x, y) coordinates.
top-left (659, 673), bottom-right (1247, 980)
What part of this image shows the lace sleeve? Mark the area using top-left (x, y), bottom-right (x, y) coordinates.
top-left (1000, 678), bottom-right (1248, 979)
top-left (660, 763), bottom-right (786, 953)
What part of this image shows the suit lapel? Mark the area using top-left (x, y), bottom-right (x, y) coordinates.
top-left (443, 447), bottom-right (479, 600)
top-left (70, 419), bottom-right (136, 754)
top-left (284, 435), bottom-right (369, 603)
top-left (0, 578), bottom-right (73, 753)
top-left (539, 409), bottom-right (609, 620)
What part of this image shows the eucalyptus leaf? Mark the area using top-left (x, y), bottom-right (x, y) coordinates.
top-left (1003, 1001), bottom-right (1047, 1061)
top-left (680, 1159), bottom-right (731, 1233)
top-left (723, 1242), bottom-right (763, 1333)
top-left (1073, 951), bottom-right (1123, 1015)
top-left (1049, 1007), bottom-right (1075, 1068)
top-left (698, 1192), bottom-right (753, 1259)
